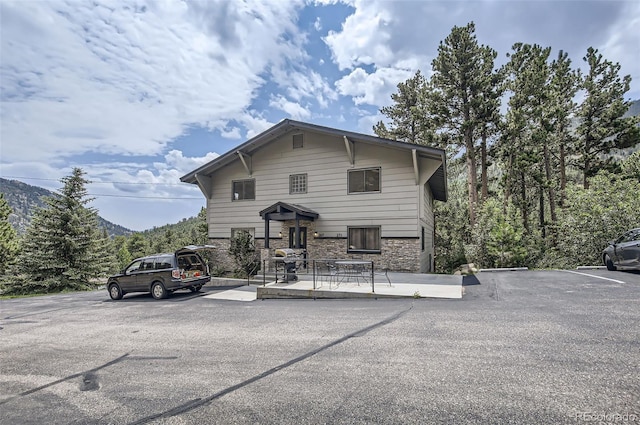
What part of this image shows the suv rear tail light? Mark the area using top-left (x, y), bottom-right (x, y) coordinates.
top-left (171, 269), bottom-right (181, 279)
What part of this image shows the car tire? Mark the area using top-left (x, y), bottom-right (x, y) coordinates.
top-left (189, 285), bottom-right (202, 293)
top-left (604, 254), bottom-right (617, 271)
top-left (151, 281), bottom-right (168, 299)
top-left (108, 283), bottom-right (123, 300)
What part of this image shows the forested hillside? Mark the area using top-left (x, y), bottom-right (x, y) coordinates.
top-left (375, 23), bottom-right (640, 272)
top-left (0, 178), bottom-right (132, 236)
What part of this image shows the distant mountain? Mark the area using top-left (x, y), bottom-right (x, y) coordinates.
top-left (625, 99), bottom-right (640, 117)
top-left (0, 178), bottom-right (132, 236)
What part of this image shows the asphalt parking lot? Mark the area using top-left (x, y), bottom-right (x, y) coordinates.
top-left (1, 269), bottom-right (638, 424)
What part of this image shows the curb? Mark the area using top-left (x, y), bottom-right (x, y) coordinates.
top-left (478, 267), bottom-right (529, 272)
top-left (256, 287), bottom-right (408, 300)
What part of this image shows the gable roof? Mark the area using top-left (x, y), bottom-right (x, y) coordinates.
top-left (259, 202), bottom-right (319, 220)
top-left (180, 119), bottom-right (447, 201)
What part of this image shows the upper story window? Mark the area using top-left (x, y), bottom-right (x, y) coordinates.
top-left (348, 167), bottom-right (380, 194)
top-left (289, 173), bottom-right (307, 194)
top-left (232, 179), bottom-right (255, 201)
top-left (293, 133), bottom-right (304, 149)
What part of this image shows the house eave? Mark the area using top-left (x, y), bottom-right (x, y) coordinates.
top-left (180, 119), bottom-right (448, 202)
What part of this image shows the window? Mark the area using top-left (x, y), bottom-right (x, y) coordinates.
top-left (141, 259), bottom-right (156, 271)
top-left (231, 228), bottom-right (255, 239)
top-left (289, 173), bottom-right (307, 194)
top-left (348, 226), bottom-right (381, 253)
top-left (293, 133), bottom-right (304, 149)
top-left (126, 260), bottom-right (143, 274)
top-left (348, 168), bottom-right (380, 193)
top-left (155, 255), bottom-right (173, 270)
top-left (232, 179), bottom-right (255, 201)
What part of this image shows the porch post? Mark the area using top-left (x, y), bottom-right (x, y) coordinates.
top-left (264, 214), bottom-right (270, 248)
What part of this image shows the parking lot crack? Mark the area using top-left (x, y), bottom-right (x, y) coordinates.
top-left (128, 304), bottom-right (414, 425)
top-left (0, 353), bottom-right (130, 406)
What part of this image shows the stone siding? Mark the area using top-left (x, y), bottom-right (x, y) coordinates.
top-left (210, 236), bottom-right (421, 274)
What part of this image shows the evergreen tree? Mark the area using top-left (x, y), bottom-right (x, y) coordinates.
top-left (374, 71), bottom-right (438, 146)
top-left (622, 151), bottom-right (640, 182)
top-left (474, 45), bottom-right (503, 201)
top-left (196, 206), bottom-right (209, 244)
top-left (501, 43), bottom-right (552, 234)
top-left (431, 22), bottom-right (497, 227)
top-left (113, 235), bottom-right (133, 270)
top-left (576, 47), bottom-right (640, 188)
top-left (0, 193), bottom-right (20, 275)
top-left (14, 168), bottom-right (110, 293)
top-left (127, 233), bottom-right (148, 259)
top-left (548, 50), bottom-right (581, 204)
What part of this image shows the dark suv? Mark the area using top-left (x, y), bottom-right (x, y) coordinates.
top-left (107, 246), bottom-right (211, 300)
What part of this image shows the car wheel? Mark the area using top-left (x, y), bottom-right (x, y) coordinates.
top-left (151, 282), bottom-right (168, 299)
top-left (604, 254), bottom-right (617, 271)
top-left (108, 283), bottom-right (123, 300)
top-left (189, 285), bottom-right (202, 293)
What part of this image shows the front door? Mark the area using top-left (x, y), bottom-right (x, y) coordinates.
top-left (289, 227), bottom-right (307, 249)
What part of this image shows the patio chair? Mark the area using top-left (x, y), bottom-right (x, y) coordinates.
top-left (316, 260), bottom-right (338, 288)
top-left (373, 268), bottom-right (392, 286)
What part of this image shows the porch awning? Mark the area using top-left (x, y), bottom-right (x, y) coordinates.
top-left (260, 202), bottom-right (318, 249)
top-left (259, 202), bottom-right (319, 221)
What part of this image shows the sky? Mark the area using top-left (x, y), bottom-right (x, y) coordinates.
top-left (1, 0), bottom-right (639, 231)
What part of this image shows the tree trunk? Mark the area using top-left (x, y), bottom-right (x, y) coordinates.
top-left (481, 129), bottom-right (489, 202)
top-left (539, 185), bottom-right (545, 239)
top-left (466, 131), bottom-right (478, 227)
top-left (583, 157), bottom-right (590, 189)
top-left (543, 143), bottom-right (557, 243)
top-left (520, 172), bottom-right (528, 232)
top-left (559, 142), bottom-right (567, 207)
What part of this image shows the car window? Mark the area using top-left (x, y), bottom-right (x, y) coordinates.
top-left (126, 260), bottom-right (143, 274)
top-left (156, 255), bottom-right (173, 269)
top-left (141, 259), bottom-right (156, 271)
top-left (630, 230), bottom-right (640, 242)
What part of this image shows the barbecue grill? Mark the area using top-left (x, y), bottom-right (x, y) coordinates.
top-left (274, 248), bottom-right (298, 282)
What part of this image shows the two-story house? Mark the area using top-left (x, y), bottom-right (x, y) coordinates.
top-left (180, 119), bottom-right (447, 273)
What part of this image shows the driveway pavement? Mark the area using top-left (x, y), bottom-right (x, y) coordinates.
top-left (1, 269), bottom-right (638, 424)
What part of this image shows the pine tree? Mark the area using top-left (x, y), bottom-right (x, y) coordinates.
top-left (15, 168), bottom-right (110, 293)
top-left (501, 43), bottom-right (552, 234)
top-left (127, 233), bottom-right (148, 259)
top-left (576, 47), bottom-right (640, 188)
top-left (0, 193), bottom-right (20, 275)
top-left (430, 22), bottom-right (497, 226)
top-left (374, 71), bottom-right (438, 146)
top-left (548, 50), bottom-right (581, 204)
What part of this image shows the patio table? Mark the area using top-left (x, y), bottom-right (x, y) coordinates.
top-left (335, 260), bottom-right (371, 285)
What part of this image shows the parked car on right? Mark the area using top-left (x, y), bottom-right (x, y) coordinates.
top-left (602, 228), bottom-right (640, 271)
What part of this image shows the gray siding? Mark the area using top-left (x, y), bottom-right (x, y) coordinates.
top-left (206, 131), bottom-right (441, 242)
top-left (420, 183), bottom-right (435, 272)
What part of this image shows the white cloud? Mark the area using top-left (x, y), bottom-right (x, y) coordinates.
top-left (221, 127), bottom-right (242, 139)
top-left (240, 114), bottom-right (277, 139)
top-left (325, 0), bottom-right (640, 122)
top-left (324, 1), bottom-right (393, 70)
top-left (269, 95), bottom-right (311, 120)
top-left (335, 67), bottom-right (413, 106)
top-left (161, 150), bottom-right (219, 175)
top-left (0, 0), bottom-right (305, 163)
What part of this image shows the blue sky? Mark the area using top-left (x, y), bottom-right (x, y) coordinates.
top-left (1, 0), bottom-right (639, 231)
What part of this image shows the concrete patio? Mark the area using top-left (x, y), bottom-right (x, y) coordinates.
top-left (204, 272), bottom-right (462, 301)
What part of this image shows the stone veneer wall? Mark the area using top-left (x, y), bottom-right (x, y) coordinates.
top-left (210, 236), bottom-right (421, 274)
